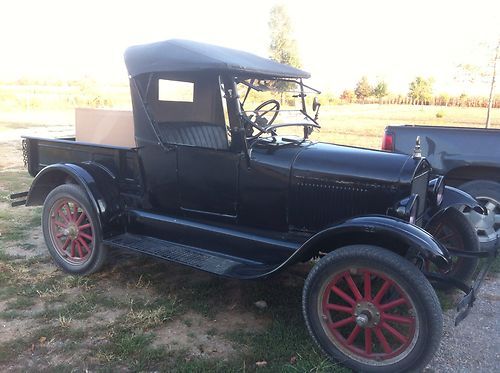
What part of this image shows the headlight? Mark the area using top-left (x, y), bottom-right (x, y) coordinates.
top-left (428, 176), bottom-right (445, 206)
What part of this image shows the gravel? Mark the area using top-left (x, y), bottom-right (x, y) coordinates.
top-left (425, 275), bottom-right (500, 372)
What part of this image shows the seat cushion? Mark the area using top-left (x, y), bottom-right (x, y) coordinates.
top-left (157, 122), bottom-right (228, 150)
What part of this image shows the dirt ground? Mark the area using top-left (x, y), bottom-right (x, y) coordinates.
top-left (1, 107), bottom-right (499, 372)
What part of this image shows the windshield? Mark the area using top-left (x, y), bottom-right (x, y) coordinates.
top-left (237, 78), bottom-right (321, 140)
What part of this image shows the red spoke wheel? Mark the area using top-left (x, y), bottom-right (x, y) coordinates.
top-left (426, 207), bottom-right (479, 290)
top-left (42, 184), bottom-right (107, 275)
top-left (303, 245), bottom-right (442, 373)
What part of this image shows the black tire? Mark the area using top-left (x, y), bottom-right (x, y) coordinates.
top-left (41, 184), bottom-right (107, 275)
top-left (303, 245), bottom-right (442, 373)
top-left (459, 180), bottom-right (500, 250)
top-left (427, 207), bottom-right (479, 289)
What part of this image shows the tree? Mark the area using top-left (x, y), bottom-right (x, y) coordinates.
top-left (340, 89), bottom-right (356, 103)
top-left (486, 40), bottom-right (499, 128)
top-left (354, 76), bottom-right (372, 100)
top-left (408, 77), bottom-right (434, 104)
top-left (268, 4), bottom-right (301, 96)
top-left (372, 81), bottom-right (388, 98)
top-left (454, 39), bottom-right (499, 128)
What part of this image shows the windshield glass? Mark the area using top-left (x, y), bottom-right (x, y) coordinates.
top-left (237, 78), bottom-right (321, 140)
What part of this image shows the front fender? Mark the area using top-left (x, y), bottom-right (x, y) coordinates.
top-left (26, 163), bottom-right (123, 235)
top-left (423, 185), bottom-right (485, 228)
top-left (295, 215), bottom-right (451, 269)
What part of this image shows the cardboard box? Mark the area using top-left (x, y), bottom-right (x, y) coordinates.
top-left (75, 108), bottom-right (135, 147)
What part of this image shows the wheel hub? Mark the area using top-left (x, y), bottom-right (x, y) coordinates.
top-left (354, 301), bottom-right (380, 327)
top-left (462, 198), bottom-right (500, 243)
top-left (67, 224), bottom-right (78, 239)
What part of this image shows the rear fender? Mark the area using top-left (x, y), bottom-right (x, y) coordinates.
top-left (26, 163), bottom-right (123, 235)
top-left (423, 185), bottom-right (485, 229)
top-left (295, 215), bottom-right (451, 270)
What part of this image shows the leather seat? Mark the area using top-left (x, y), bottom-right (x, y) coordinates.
top-left (157, 122), bottom-right (228, 150)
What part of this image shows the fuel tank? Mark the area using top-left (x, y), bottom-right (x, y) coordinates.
top-left (289, 142), bottom-right (427, 231)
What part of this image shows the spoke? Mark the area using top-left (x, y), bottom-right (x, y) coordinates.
top-left (382, 322), bottom-right (408, 344)
top-left (331, 285), bottom-right (357, 306)
top-left (346, 325), bottom-right (361, 345)
top-left (344, 272), bottom-right (362, 301)
top-left (483, 227), bottom-right (498, 240)
top-left (382, 313), bottom-right (414, 324)
top-left (365, 328), bottom-right (373, 355)
top-left (438, 232), bottom-right (458, 242)
top-left (79, 232), bottom-right (93, 242)
top-left (364, 271), bottom-right (372, 300)
top-left (374, 327), bottom-right (392, 354)
top-left (70, 240), bottom-right (76, 257)
top-left (56, 232), bottom-right (64, 238)
top-left (379, 297), bottom-right (407, 311)
top-left (65, 203), bottom-right (74, 221)
top-left (494, 214), bottom-right (500, 224)
top-left (61, 237), bottom-right (71, 251)
top-left (78, 223), bottom-right (91, 231)
top-left (78, 237), bottom-right (91, 254)
top-left (75, 211), bottom-right (86, 226)
top-left (373, 279), bottom-right (392, 305)
top-left (72, 202), bottom-right (79, 219)
top-left (54, 220), bottom-right (68, 228)
top-left (325, 303), bottom-right (353, 313)
top-left (58, 209), bottom-right (71, 224)
top-left (484, 201), bottom-right (496, 213)
top-left (76, 240), bottom-right (84, 258)
top-left (330, 316), bottom-right (355, 329)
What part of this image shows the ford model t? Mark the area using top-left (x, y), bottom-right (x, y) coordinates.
top-left (11, 40), bottom-right (497, 372)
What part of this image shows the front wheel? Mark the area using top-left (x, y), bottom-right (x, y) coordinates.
top-left (427, 207), bottom-right (479, 289)
top-left (303, 245), bottom-right (442, 373)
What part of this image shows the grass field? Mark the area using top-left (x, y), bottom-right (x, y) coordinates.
top-left (0, 104), bottom-right (499, 372)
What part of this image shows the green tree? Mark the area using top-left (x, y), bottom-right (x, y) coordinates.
top-left (269, 5), bottom-right (301, 68)
top-left (268, 4), bottom-right (301, 96)
top-left (408, 77), bottom-right (434, 103)
top-left (354, 76), bottom-right (372, 100)
top-left (372, 81), bottom-right (388, 98)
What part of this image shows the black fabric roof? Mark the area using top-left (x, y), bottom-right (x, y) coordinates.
top-left (124, 39), bottom-right (310, 79)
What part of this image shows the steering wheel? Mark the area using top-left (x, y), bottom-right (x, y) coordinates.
top-left (243, 99), bottom-right (280, 137)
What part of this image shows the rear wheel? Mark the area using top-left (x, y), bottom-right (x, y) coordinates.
top-left (303, 245), bottom-right (442, 373)
top-left (42, 184), bottom-right (107, 275)
top-left (458, 180), bottom-right (500, 250)
top-left (426, 207), bottom-right (479, 289)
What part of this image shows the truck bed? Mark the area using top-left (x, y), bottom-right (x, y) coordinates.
top-left (23, 136), bottom-right (143, 191)
top-left (384, 124), bottom-right (500, 178)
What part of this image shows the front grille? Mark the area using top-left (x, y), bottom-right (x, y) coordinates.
top-left (411, 169), bottom-right (429, 218)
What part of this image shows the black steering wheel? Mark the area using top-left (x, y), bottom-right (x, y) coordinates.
top-left (243, 99), bottom-right (280, 137)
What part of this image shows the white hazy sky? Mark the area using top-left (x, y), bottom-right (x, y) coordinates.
top-left (1, 0), bottom-right (499, 94)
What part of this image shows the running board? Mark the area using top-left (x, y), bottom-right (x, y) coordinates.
top-left (104, 233), bottom-right (277, 279)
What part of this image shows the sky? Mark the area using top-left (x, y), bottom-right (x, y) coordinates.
top-left (1, 0), bottom-right (499, 95)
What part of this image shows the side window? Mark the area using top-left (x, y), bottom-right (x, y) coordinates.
top-left (158, 79), bottom-right (194, 102)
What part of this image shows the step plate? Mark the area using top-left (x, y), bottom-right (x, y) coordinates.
top-left (104, 233), bottom-right (244, 276)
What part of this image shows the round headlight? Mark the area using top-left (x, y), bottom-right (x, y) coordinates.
top-left (433, 176), bottom-right (445, 206)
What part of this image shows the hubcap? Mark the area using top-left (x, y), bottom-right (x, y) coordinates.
top-left (48, 198), bottom-right (94, 265)
top-left (461, 197), bottom-right (500, 245)
top-left (319, 269), bottom-right (418, 365)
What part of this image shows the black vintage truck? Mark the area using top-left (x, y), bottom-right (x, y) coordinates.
top-left (10, 40), bottom-right (497, 372)
top-left (383, 125), bottom-right (500, 250)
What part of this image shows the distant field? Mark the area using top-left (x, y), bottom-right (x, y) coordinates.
top-left (1, 104), bottom-right (498, 151)
top-left (309, 104), bottom-right (500, 149)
